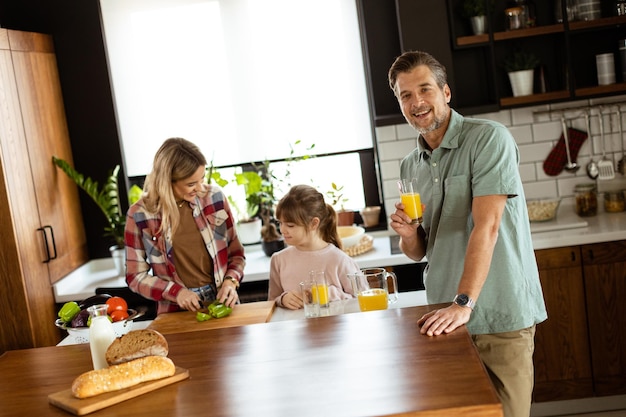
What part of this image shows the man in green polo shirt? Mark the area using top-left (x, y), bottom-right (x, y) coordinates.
top-left (388, 50), bottom-right (547, 417)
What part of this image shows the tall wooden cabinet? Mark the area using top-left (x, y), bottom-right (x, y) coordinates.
top-left (0, 29), bottom-right (88, 353)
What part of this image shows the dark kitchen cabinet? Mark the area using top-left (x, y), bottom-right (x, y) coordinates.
top-left (358, 0), bottom-right (626, 127)
top-left (0, 29), bottom-right (88, 353)
top-left (533, 246), bottom-right (594, 402)
top-left (533, 240), bottom-right (626, 403)
top-left (581, 241), bottom-right (626, 397)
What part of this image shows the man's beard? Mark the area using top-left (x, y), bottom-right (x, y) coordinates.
top-left (409, 113), bottom-right (445, 135)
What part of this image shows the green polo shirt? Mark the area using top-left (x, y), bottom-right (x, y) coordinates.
top-left (400, 109), bottom-right (547, 334)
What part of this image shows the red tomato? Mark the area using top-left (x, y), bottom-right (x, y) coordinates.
top-left (105, 296), bottom-right (128, 315)
top-left (110, 309), bottom-right (129, 322)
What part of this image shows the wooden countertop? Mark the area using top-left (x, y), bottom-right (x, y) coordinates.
top-left (1, 304), bottom-right (502, 417)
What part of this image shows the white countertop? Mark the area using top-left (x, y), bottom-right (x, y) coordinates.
top-left (52, 202), bottom-right (626, 303)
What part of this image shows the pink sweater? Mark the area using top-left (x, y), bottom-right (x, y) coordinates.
top-left (268, 244), bottom-right (360, 306)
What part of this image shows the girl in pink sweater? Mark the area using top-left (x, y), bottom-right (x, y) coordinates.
top-left (268, 185), bottom-right (360, 309)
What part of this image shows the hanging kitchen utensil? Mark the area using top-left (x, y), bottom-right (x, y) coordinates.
top-left (597, 110), bottom-right (615, 180)
top-left (585, 111), bottom-right (599, 179)
top-left (617, 108), bottom-right (625, 175)
top-left (561, 116), bottom-right (580, 173)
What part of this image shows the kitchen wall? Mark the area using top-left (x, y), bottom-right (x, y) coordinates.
top-left (376, 94), bottom-right (626, 217)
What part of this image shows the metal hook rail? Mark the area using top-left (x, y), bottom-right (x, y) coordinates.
top-left (532, 100), bottom-right (626, 118)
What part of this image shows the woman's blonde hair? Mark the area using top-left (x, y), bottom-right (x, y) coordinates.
top-left (275, 184), bottom-right (342, 249)
top-left (142, 137), bottom-right (207, 237)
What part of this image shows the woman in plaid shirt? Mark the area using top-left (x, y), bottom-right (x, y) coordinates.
top-left (125, 138), bottom-right (245, 314)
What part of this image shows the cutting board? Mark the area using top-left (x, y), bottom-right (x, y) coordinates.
top-left (48, 366), bottom-right (189, 416)
top-left (147, 300), bottom-right (276, 335)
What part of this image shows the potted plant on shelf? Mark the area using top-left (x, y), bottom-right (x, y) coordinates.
top-left (326, 182), bottom-right (354, 226)
top-left (504, 49), bottom-right (540, 97)
top-left (52, 157), bottom-right (141, 277)
top-left (460, 0), bottom-right (490, 35)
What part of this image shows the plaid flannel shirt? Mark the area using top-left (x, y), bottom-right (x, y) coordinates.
top-left (125, 184), bottom-right (245, 314)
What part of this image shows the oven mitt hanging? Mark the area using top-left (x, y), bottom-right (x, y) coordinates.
top-left (542, 128), bottom-right (588, 176)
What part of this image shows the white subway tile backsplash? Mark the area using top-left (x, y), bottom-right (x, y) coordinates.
top-left (375, 125), bottom-right (397, 142)
top-left (378, 138), bottom-right (417, 161)
top-left (509, 124), bottom-right (533, 144)
top-left (518, 142), bottom-right (553, 164)
top-left (374, 94), bottom-right (626, 205)
top-left (395, 123), bottom-right (417, 140)
top-left (518, 163), bottom-right (537, 183)
top-left (379, 160), bottom-right (400, 180)
top-left (532, 120), bottom-right (562, 142)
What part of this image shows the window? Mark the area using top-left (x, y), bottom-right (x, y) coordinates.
top-left (101, 0), bottom-right (382, 218)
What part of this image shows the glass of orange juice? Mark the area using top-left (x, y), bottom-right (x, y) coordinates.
top-left (398, 178), bottom-right (422, 224)
top-left (309, 270), bottom-right (329, 308)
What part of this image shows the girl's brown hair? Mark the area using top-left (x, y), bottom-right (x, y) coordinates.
top-left (275, 184), bottom-right (342, 249)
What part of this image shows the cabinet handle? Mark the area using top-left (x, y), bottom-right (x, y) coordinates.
top-left (571, 250), bottom-right (576, 262)
top-left (587, 249), bottom-right (594, 261)
top-left (37, 225), bottom-right (58, 263)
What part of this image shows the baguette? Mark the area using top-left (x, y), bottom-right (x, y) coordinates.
top-left (106, 329), bottom-right (168, 365)
top-left (71, 355), bottom-right (175, 399)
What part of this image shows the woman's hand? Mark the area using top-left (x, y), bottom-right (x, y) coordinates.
top-left (176, 288), bottom-right (203, 312)
top-left (281, 291), bottom-right (303, 310)
top-left (217, 280), bottom-right (239, 308)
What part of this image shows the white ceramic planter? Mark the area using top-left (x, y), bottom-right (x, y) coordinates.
top-left (109, 246), bottom-right (125, 277)
top-left (508, 69), bottom-right (534, 97)
top-left (470, 15), bottom-right (487, 35)
top-left (237, 218), bottom-right (262, 245)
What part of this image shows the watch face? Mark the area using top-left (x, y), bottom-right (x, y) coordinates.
top-left (455, 294), bottom-right (469, 306)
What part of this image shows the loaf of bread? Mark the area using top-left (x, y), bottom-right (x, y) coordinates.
top-left (106, 329), bottom-right (168, 365)
top-left (72, 355), bottom-right (176, 398)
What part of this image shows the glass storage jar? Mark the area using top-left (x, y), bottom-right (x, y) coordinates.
top-left (604, 191), bottom-right (625, 212)
top-left (574, 183), bottom-right (597, 216)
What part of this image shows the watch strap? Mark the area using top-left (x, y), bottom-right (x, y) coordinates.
top-left (224, 276), bottom-right (240, 289)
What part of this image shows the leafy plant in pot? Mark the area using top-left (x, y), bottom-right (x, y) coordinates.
top-left (52, 157), bottom-right (141, 277)
top-left (460, 0), bottom-right (492, 35)
top-left (326, 182), bottom-right (354, 226)
top-left (504, 49), bottom-right (540, 97)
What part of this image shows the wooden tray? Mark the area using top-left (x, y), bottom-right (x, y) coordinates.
top-left (147, 300), bottom-right (276, 335)
top-left (48, 366), bottom-right (189, 415)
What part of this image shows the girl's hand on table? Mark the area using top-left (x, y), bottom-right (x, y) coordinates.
top-left (281, 292), bottom-right (303, 310)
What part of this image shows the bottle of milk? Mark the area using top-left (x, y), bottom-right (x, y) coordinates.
top-left (87, 304), bottom-right (116, 370)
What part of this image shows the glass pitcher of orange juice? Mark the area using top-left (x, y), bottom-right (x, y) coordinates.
top-left (348, 268), bottom-right (398, 312)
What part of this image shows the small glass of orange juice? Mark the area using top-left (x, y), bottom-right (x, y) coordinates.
top-left (398, 178), bottom-right (422, 224)
top-left (309, 270), bottom-right (329, 308)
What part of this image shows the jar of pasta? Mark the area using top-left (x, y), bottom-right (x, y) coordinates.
top-left (604, 191), bottom-right (625, 213)
top-left (574, 184), bottom-right (597, 217)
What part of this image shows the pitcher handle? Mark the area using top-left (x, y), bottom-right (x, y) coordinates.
top-left (385, 271), bottom-right (399, 304)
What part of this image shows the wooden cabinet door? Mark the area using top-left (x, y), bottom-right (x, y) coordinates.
top-left (533, 246), bottom-right (594, 402)
top-left (9, 30), bottom-right (88, 284)
top-left (0, 30), bottom-right (88, 352)
top-left (0, 33), bottom-right (56, 351)
top-left (581, 241), bottom-right (626, 397)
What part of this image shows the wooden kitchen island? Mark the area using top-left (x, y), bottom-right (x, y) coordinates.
top-left (0, 304), bottom-right (502, 416)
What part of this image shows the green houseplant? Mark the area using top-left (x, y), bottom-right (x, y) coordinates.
top-left (52, 157), bottom-right (126, 249)
top-left (52, 157), bottom-right (142, 276)
top-left (326, 182), bottom-right (353, 226)
top-left (504, 49), bottom-right (539, 97)
top-left (460, 0), bottom-right (492, 35)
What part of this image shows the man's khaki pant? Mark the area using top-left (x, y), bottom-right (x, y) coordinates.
top-left (472, 325), bottom-right (536, 417)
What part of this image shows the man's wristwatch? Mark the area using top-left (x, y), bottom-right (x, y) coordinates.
top-left (224, 276), bottom-right (240, 290)
top-left (453, 293), bottom-right (475, 310)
